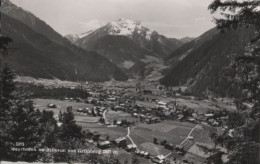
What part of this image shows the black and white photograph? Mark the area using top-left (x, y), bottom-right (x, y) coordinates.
top-left (0, 0), bottom-right (259, 163)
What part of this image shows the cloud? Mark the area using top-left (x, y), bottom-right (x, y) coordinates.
top-left (78, 20), bottom-right (107, 33)
top-left (143, 21), bottom-right (212, 38)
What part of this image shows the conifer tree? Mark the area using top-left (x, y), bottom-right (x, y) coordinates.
top-left (132, 155), bottom-right (140, 164)
top-left (58, 110), bottom-right (63, 122)
top-left (0, 65), bottom-right (16, 160)
top-left (53, 107), bottom-right (84, 162)
top-left (39, 110), bottom-right (58, 148)
top-left (0, 66), bottom-right (42, 161)
top-left (58, 107), bottom-right (82, 141)
top-left (206, 1), bottom-right (260, 163)
top-left (0, 65), bottom-right (16, 116)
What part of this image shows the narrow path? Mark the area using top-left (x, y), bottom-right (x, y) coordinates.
top-left (165, 151), bottom-right (172, 157)
top-left (180, 124), bottom-right (199, 146)
top-left (126, 127), bottom-right (136, 146)
top-left (103, 109), bottom-right (107, 120)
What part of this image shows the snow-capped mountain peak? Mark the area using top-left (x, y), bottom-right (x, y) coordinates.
top-left (66, 18), bottom-right (154, 43)
top-left (106, 18), bottom-right (152, 40)
top-left (65, 34), bottom-right (79, 43)
top-left (65, 30), bottom-right (94, 43)
top-left (78, 30), bottom-right (94, 39)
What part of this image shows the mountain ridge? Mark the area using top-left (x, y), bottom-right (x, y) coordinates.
top-left (2, 1), bottom-right (128, 82)
top-left (160, 27), bottom-right (255, 97)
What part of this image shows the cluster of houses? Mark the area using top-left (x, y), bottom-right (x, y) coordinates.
top-left (190, 111), bottom-right (228, 127)
top-left (149, 144), bottom-right (188, 164)
top-left (76, 106), bottom-right (106, 117)
top-left (152, 155), bottom-right (166, 164)
top-left (45, 79), bottom-right (230, 129)
top-left (91, 89), bottom-right (227, 128)
top-left (83, 132), bottom-right (152, 159)
top-left (59, 82), bottom-right (229, 130)
top-left (84, 128), bottom-right (189, 164)
top-left (113, 137), bottom-right (152, 160)
top-left (109, 97), bottom-right (226, 128)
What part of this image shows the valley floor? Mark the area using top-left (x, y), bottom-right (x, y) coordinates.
top-left (29, 78), bottom-right (234, 164)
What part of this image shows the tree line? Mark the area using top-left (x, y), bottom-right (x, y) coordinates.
top-left (17, 83), bottom-right (89, 100)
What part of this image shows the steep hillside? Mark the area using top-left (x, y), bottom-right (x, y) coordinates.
top-left (161, 28), bottom-right (255, 97)
top-left (3, 0), bottom-right (66, 45)
top-left (88, 35), bottom-right (150, 69)
top-left (2, 14), bottom-right (128, 81)
top-left (76, 33), bottom-right (157, 75)
top-left (3, 0), bottom-right (92, 56)
top-left (165, 28), bottom-right (219, 67)
top-left (130, 29), bottom-right (183, 58)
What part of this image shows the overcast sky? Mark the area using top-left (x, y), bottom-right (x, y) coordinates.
top-left (11, 0), bottom-right (216, 38)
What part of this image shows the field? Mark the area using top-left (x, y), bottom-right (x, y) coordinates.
top-left (137, 123), bottom-right (179, 133)
top-left (106, 110), bottom-right (139, 123)
top-left (34, 99), bottom-right (93, 115)
top-left (33, 99), bottom-right (99, 123)
top-left (139, 142), bottom-right (170, 157)
top-left (74, 116), bottom-right (100, 123)
top-left (129, 121), bottom-right (196, 156)
top-left (174, 98), bottom-right (235, 112)
top-left (190, 125), bottom-right (217, 144)
top-left (78, 122), bottom-right (128, 141)
top-left (184, 152), bottom-right (207, 164)
top-left (116, 152), bottom-right (151, 164)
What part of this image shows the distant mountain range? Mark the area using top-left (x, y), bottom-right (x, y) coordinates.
top-left (3, 0), bottom-right (252, 98)
top-left (160, 27), bottom-right (255, 97)
top-left (65, 18), bottom-right (183, 76)
top-left (179, 37), bottom-right (194, 44)
top-left (2, 0), bottom-right (128, 82)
